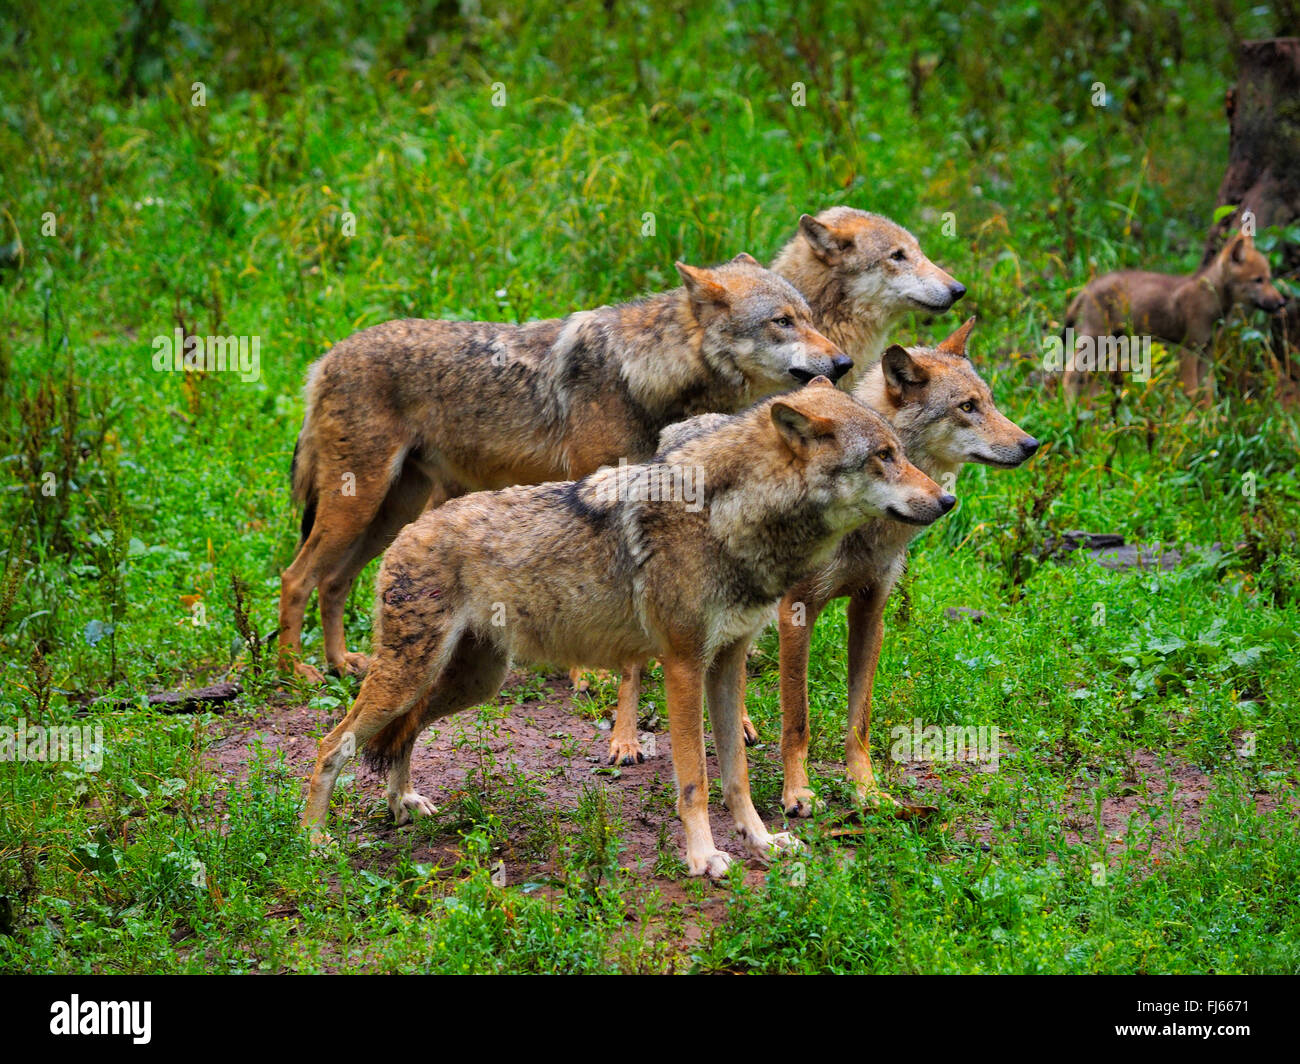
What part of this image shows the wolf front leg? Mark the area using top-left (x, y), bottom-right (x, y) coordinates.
top-left (778, 590), bottom-right (826, 817)
top-left (708, 637), bottom-right (801, 862)
top-left (663, 654), bottom-right (730, 878)
top-left (845, 585), bottom-right (937, 818)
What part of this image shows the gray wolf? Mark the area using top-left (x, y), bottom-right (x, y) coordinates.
top-left (770, 206), bottom-right (966, 390)
top-left (770, 319), bottom-right (1039, 817)
top-left (299, 379), bottom-right (954, 878)
top-left (279, 255), bottom-right (852, 681)
top-left (1061, 230), bottom-right (1286, 399)
top-left (603, 207), bottom-right (965, 764)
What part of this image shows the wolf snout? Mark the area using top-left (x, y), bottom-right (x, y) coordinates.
top-left (1020, 436), bottom-right (1040, 457)
top-left (938, 492), bottom-right (956, 514)
top-left (948, 281), bottom-right (967, 302)
top-left (830, 353), bottom-right (854, 381)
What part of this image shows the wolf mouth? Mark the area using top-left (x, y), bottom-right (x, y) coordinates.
top-left (886, 504), bottom-right (932, 526)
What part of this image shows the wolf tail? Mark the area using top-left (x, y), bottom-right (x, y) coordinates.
top-left (289, 407), bottom-right (319, 545)
top-left (362, 704), bottom-right (426, 776)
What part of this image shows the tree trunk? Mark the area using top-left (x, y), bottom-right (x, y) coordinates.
top-left (1203, 38), bottom-right (1300, 363)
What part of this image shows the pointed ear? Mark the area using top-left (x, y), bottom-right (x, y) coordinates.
top-left (936, 316), bottom-right (977, 357)
top-left (798, 213), bottom-right (852, 265)
top-left (1226, 231), bottom-right (1251, 264)
top-left (882, 344), bottom-right (930, 401)
top-left (676, 262), bottom-right (730, 306)
top-left (771, 399), bottom-right (832, 459)
top-left (805, 374), bottom-right (835, 390)
top-left (730, 252), bottom-right (760, 266)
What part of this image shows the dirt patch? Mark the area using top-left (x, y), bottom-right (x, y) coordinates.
top-left (202, 672), bottom-right (1291, 903)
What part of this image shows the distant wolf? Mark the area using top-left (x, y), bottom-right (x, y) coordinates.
top-left (769, 319), bottom-right (1039, 818)
top-left (1061, 230), bottom-right (1286, 399)
top-left (279, 255), bottom-right (852, 681)
top-left (771, 206), bottom-right (966, 390)
top-left (299, 379), bottom-right (955, 878)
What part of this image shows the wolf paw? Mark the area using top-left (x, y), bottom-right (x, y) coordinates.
top-left (856, 786), bottom-right (938, 820)
top-left (741, 715), bottom-right (760, 746)
top-left (306, 827), bottom-right (336, 848)
top-left (389, 792), bottom-right (437, 826)
top-left (570, 667), bottom-right (611, 692)
top-left (606, 736), bottom-right (646, 766)
top-left (687, 850), bottom-right (734, 879)
top-left (745, 830), bottom-right (802, 862)
top-left (782, 787), bottom-right (820, 819)
top-left (293, 661), bottom-right (327, 684)
top-left (333, 652), bottom-right (371, 678)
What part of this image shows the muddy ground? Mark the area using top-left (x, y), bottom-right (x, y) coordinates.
top-left (202, 667), bottom-right (1288, 927)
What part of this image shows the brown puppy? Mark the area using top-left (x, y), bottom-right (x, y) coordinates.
top-left (1062, 230), bottom-right (1285, 399)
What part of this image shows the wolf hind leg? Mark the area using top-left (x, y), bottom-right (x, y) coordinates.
top-left (377, 630), bottom-right (509, 825)
top-left (316, 462), bottom-right (449, 677)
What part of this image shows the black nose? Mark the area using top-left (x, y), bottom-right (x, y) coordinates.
top-left (938, 493), bottom-right (957, 513)
top-left (1021, 436), bottom-right (1040, 455)
top-left (949, 282), bottom-right (967, 302)
top-left (830, 354), bottom-right (854, 381)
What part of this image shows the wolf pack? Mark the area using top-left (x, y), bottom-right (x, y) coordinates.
top-left (283, 206), bottom-right (1284, 877)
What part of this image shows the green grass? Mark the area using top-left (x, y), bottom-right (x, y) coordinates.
top-left (1, 0), bottom-right (1297, 973)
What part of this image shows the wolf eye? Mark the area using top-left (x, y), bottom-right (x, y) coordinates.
top-left (959, 400), bottom-right (977, 413)
top-left (772, 315), bottom-right (794, 327)
top-left (1255, 277), bottom-right (1265, 283)
top-left (890, 249), bottom-right (907, 261)
top-left (874, 448), bottom-right (894, 463)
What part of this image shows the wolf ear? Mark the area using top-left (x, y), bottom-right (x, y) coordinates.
top-left (730, 252), bottom-right (760, 266)
top-left (936, 316), bottom-right (977, 357)
top-left (676, 262), bottom-right (730, 306)
top-left (799, 214), bottom-right (852, 265)
top-left (882, 344), bottom-right (930, 401)
top-left (771, 399), bottom-right (832, 459)
top-left (1227, 230), bottom-right (1253, 263)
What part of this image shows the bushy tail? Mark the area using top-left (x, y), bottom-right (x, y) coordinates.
top-left (362, 702), bottom-right (427, 776)
top-left (289, 414), bottom-right (318, 544)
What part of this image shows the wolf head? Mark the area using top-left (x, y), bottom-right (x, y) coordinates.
top-left (677, 254), bottom-right (853, 389)
top-left (858, 318), bottom-right (1039, 472)
top-left (1217, 231), bottom-right (1286, 315)
top-left (778, 207), bottom-right (965, 320)
top-left (768, 377), bottom-right (955, 530)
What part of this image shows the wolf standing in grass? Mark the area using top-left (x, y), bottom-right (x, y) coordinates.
top-left (601, 207), bottom-right (968, 765)
top-left (279, 255), bottom-right (851, 682)
top-left (300, 380), bottom-right (954, 877)
top-left (769, 320), bottom-right (1039, 817)
top-left (1061, 229), bottom-right (1286, 399)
